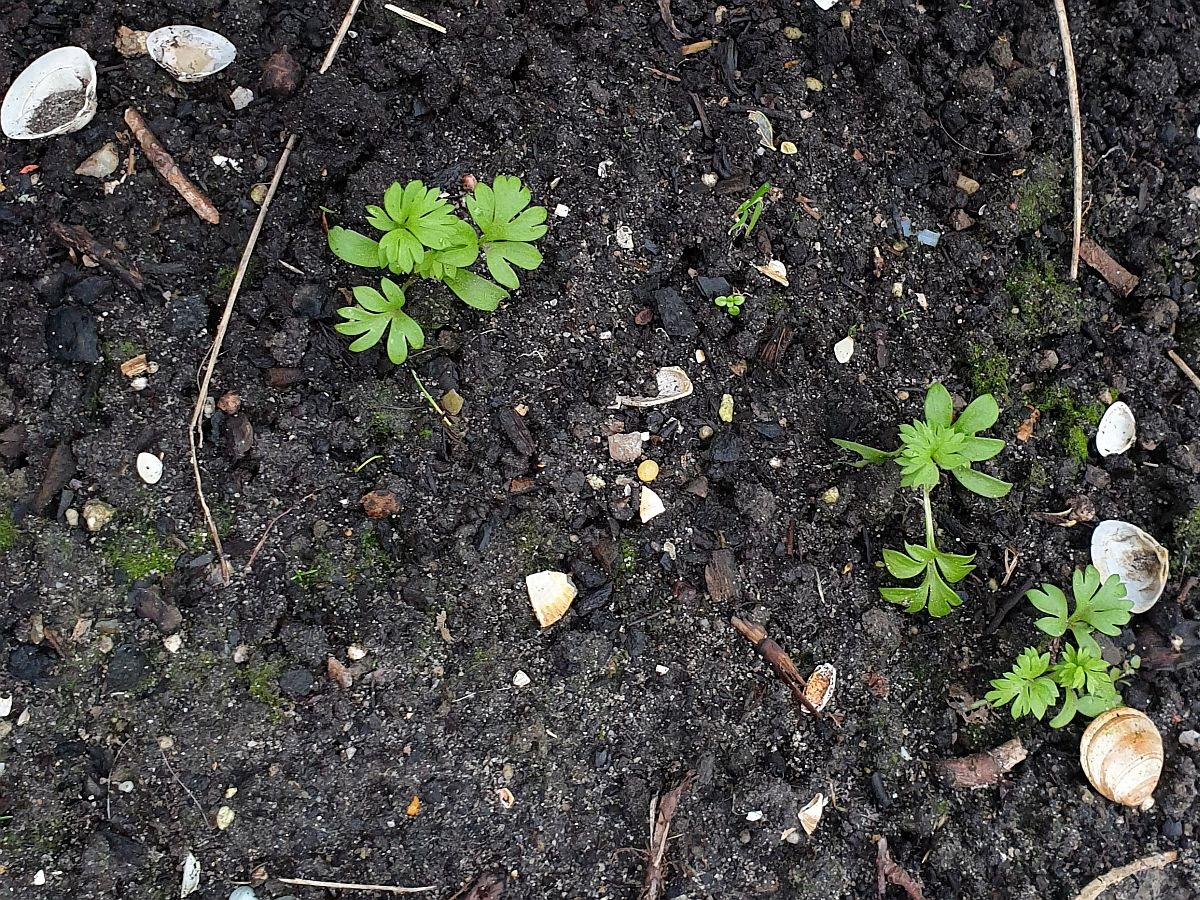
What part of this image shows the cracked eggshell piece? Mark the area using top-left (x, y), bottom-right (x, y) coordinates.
top-left (2, 47), bottom-right (97, 139)
top-left (1095, 400), bottom-right (1136, 457)
top-left (1091, 520), bottom-right (1169, 614)
top-left (146, 26), bottom-right (236, 82)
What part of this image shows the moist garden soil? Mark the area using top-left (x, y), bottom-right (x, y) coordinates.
top-left (2, 1), bottom-right (1199, 897)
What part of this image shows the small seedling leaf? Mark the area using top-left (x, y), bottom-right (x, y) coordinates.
top-left (328, 227), bottom-right (383, 268)
top-left (924, 383), bottom-right (953, 428)
top-left (951, 465), bottom-right (1013, 498)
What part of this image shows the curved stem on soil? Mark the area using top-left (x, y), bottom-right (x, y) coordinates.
top-left (922, 485), bottom-right (937, 552)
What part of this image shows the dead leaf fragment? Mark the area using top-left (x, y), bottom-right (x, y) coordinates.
top-left (360, 490), bottom-right (398, 519)
top-left (406, 795), bottom-right (421, 817)
top-left (640, 772), bottom-right (694, 900)
top-left (326, 656), bottom-right (352, 689)
top-left (1015, 407), bottom-right (1040, 442)
top-left (435, 610), bottom-right (456, 644)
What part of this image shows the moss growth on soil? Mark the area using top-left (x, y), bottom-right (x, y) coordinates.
top-left (1015, 160), bottom-right (1063, 232)
top-left (242, 660), bottom-right (284, 714)
top-left (0, 508), bottom-right (16, 552)
top-left (964, 342), bottom-right (1012, 402)
top-left (102, 530), bottom-right (179, 579)
top-left (1174, 507), bottom-right (1200, 574)
top-left (1036, 385), bottom-right (1104, 462)
top-left (1006, 261), bottom-right (1084, 339)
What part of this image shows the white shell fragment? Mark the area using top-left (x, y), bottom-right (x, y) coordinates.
top-left (137, 452), bottom-right (163, 485)
top-left (512, 670), bottom-right (531, 688)
top-left (755, 259), bottom-right (789, 286)
top-left (526, 571), bottom-right (577, 627)
top-left (802, 663), bottom-right (837, 714)
top-left (1095, 401), bottom-right (1136, 457)
top-left (1091, 520), bottom-right (1170, 614)
top-left (75, 141), bottom-right (120, 178)
top-left (229, 86), bottom-right (254, 110)
top-left (833, 336), bottom-right (855, 364)
top-left (798, 793), bottom-right (828, 835)
top-left (1080, 707), bottom-right (1163, 810)
top-left (1, 47), bottom-right (98, 140)
top-left (180, 852), bottom-right (201, 898)
top-left (147, 26), bottom-right (237, 82)
top-left (639, 486), bottom-right (666, 523)
top-left (814, 0), bottom-right (839, 9)
top-left (615, 366), bottom-right (693, 408)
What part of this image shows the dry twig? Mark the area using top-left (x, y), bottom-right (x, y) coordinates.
top-left (1052, 0), bottom-right (1083, 279)
top-left (731, 617), bottom-right (820, 715)
top-left (277, 877), bottom-right (434, 894)
top-left (938, 738), bottom-right (1027, 789)
top-left (159, 747), bottom-right (211, 828)
top-left (189, 134), bottom-right (297, 582)
top-left (1078, 237), bottom-right (1139, 296)
top-left (321, 0), bottom-right (364, 73)
top-left (385, 3), bottom-right (447, 33)
top-left (874, 836), bottom-right (925, 900)
top-left (244, 492), bottom-right (317, 573)
top-left (1167, 349), bottom-right (1200, 393)
top-left (640, 772), bottom-right (694, 900)
top-left (657, 0), bottom-right (688, 40)
top-left (49, 221), bottom-right (145, 290)
top-left (1074, 850), bottom-right (1179, 900)
top-left (124, 108), bottom-right (220, 225)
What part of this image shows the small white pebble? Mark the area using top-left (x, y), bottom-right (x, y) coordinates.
top-left (655, 665), bottom-right (669, 675)
top-left (130, 376), bottom-right (148, 391)
top-left (0, 696), bottom-right (11, 717)
top-left (512, 670), bottom-right (531, 688)
top-left (746, 810), bottom-right (764, 822)
top-left (136, 451), bottom-right (163, 484)
top-left (65, 508), bottom-right (79, 527)
top-left (33, 870), bottom-right (46, 886)
top-left (553, 204), bottom-right (570, 218)
top-left (347, 644), bottom-right (367, 661)
top-left (833, 336), bottom-right (855, 364)
top-left (162, 634), bottom-right (182, 653)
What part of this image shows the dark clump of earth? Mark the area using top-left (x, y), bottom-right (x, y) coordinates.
top-left (1, 1), bottom-right (1199, 898)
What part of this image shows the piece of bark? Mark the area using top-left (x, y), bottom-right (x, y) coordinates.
top-left (497, 408), bottom-right (535, 456)
top-left (874, 835), bottom-right (925, 900)
top-left (731, 617), bottom-right (819, 716)
top-left (125, 107), bottom-right (220, 225)
top-left (704, 548), bottom-right (740, 602)
top-left (640, 772), bottom-right (694, 900)
top-left (938, 738), bottom-right (1027, 789)
top-left (1079, 237), bottom-right (1139, 297)
top-left (360, 490), bottom-right (398, 519)
top-left (463, 874), bottom-right (504, 900)
top-left (326, 656), bottom-right (353, 689)
top-left (50, 222), bottom-right (144, 291)
top-left (33, 442), bottom-right (75, 514)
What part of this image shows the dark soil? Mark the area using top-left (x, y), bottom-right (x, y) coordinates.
top-left (2, 1), bottom-right (1199, 898)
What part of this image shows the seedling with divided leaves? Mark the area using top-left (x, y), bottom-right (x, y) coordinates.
top-left (987, 566), bottom-right (1136, 727)
top-left (832, 383), bottom-right (1011, 616)
top-left (328, 176), bottom-right (547, 361)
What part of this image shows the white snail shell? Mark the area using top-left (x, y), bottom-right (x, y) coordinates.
top-left (1, 47), bottom-right (97, 139)
top-left (1090, 520), bottom-right (1170, 614)
top-left (1095, 401), bottom-right (1136, 457)
top-left (1080, 707), bottom-right (1163, 810)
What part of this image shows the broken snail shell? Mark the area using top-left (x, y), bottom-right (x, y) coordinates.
top-left (1095, 400), bottom-right (1136, 457)
top-left (639, 486), bottom-right (665, 523)
top-left (615, 367), bottom-right (693, 408)
top-left (798, 793), bottom-right (828, 835)
top-left (802, 663), bottom-right (837, 714)
top-left (1080, 707), bottom-right (1163, 810)
top-left (1, 47), bottom-right (98, 139)
top-left (146, 26), bottom-right (237, 82)
top-left (1091, 520), bottom-right (1170, 614)
top-left (526, 571), bottom-right (576, 627)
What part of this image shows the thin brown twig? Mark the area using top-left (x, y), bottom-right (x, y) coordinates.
top-left (1167, 349), bottom-right (1200, 393)
top-left (321, 0), bottom-right (364, 73)
top-left (189, 134), bottom-right (297, 583)
top-left (49, 222), bottom-right (145, 290)
top-left (657, 0), bottom-right (688, 40)
top-left (244, 492), bottom-right (317, 573)
top-left (276, 877), bottom-right (435, 894)
top-left (731, 617), bottom-right (820, 715)
top-left (124, 108), bottom-right (220, 225)
top-left (1053, 0), bottom-right (1083, 280)
top-left (1074, 850), bottom-right (1179, 900)
top-left (159, 747), bottom-right (212, 828)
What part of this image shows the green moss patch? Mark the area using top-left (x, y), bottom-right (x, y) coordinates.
top-left (1006, 260), bottom-right (1084, 339)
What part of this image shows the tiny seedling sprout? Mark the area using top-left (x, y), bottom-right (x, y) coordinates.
top-left (729, 182), bottom-right (771, 239)
top-left (832, 383), bottom-right (1012, 616)
top-left (714, 293), bottom-right (746, 317)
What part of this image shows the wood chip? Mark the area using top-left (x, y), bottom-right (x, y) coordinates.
top-left (326, 656), bottom-right (353, 689)
top-left (704, 548), bottom-right (739, 602)
top-left (681, 39), bottom-right (715, 55)
top-left (1079, 237), bottom-right (1139, 296)
top-left (938, 738), bottom-right (1027, 789)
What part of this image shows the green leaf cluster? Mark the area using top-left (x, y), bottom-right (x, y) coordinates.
top-left (831, 384), bottom-right (1011, 617)
top-left (987, 566), bottom-right (1136, 727)
top-left (833, 384), bottom-right (1010, 498)
top-left (714, 294), bottom-right (745, 317)
top-left (327, 176), bottom-right (547, 362)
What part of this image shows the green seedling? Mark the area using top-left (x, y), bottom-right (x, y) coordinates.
top-left (714, 293), bottom-right (745, 317)
top-left (335, 278), bottom-right (424, 364)
top-left (729, 182), bottom-right (770, 239)
top-left (987, 566), bottom-right (1135, 727)
top-left (328, 176), bottom-right (547, 361)
top-left (832, 383), bottom-right (1011, 616)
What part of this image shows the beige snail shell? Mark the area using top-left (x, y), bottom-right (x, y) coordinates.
top-left (1080, 707), bottom-right (1163, 810)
